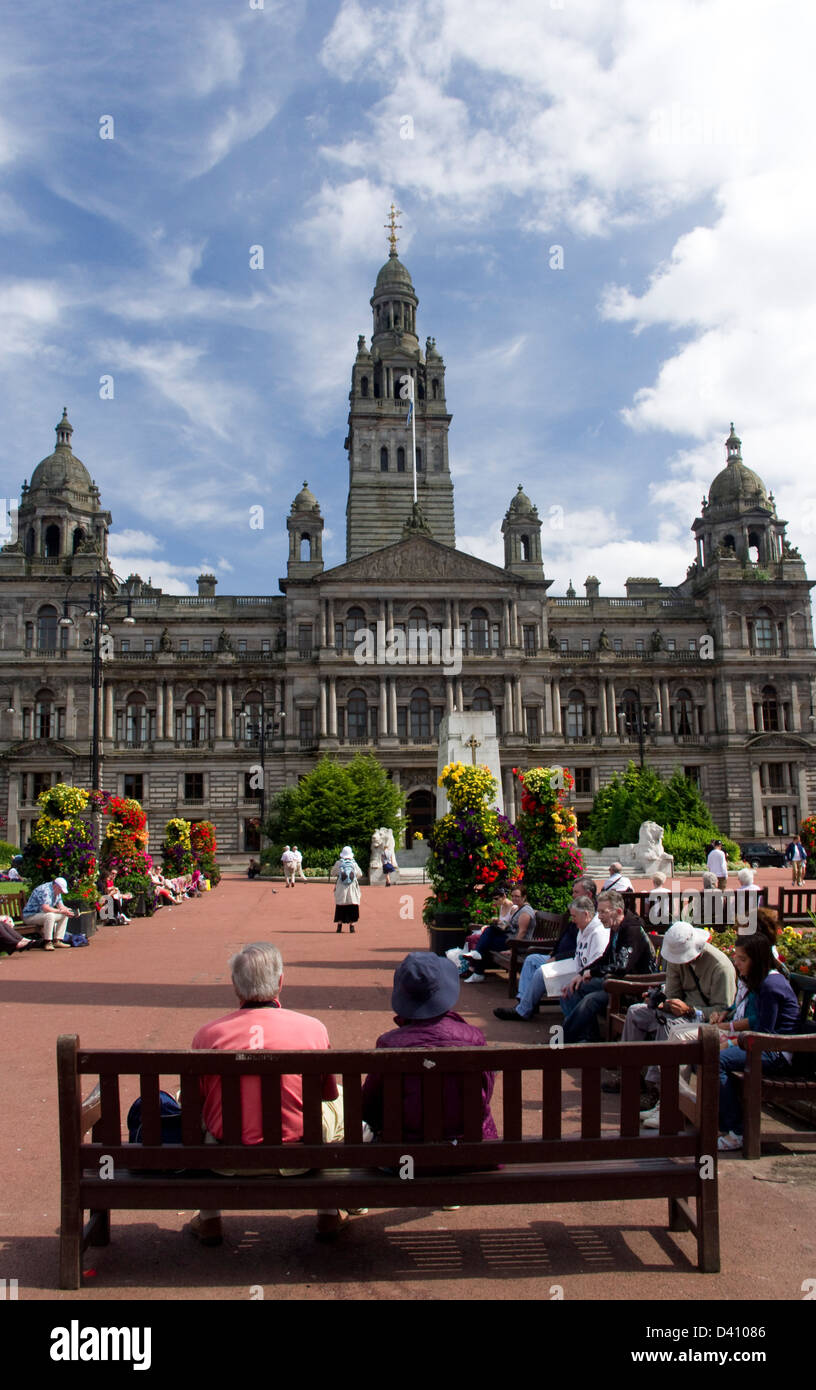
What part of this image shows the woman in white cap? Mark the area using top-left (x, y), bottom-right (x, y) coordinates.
top-left (330, 846), bottom-right (362, 933)
top-left (21, 876), bottom-right (77, 950)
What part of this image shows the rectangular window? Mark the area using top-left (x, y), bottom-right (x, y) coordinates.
top-left (334, 623), bottom-right (344, 652)
top-left (298, 625), bottom-right (313, 654)
top-left (523, 625), bottom-right (537, 654)
top-left (525, 707), bottom-right (539, 741)
top-left (684, 766), bottom-right (701, 786)
top-left (767, 763), bottom-right (785, 791)
top-left (494, 706), bottom-right (503, 737)
top-left (397, 707), bottom-right (408, 738)
top-left (560, 640), bottom-right (569, 652)
top-left (33, 770), bottom-right (51, 801)
top-left (144, 639), bottom-right (153, 653)
top-left (613, 638), bottom-right (622, 653)
top-left (771, 805), bottom-right (789, 835)
top-left (179, 639), bottom-right (188, 653)
top-left (574, 767), bottom-right (592, 796)
top-left (635, 638), bottom-right (644, 652)
top-left (298, 708), bottom-right (314, 740)
top-left (336, 708), bottom-right (345, 739)
top-left (184, 773), bottom-right (204, 801)
top-left (433, 706), bottom-right (443, 735)
top-left (667, 638), bottom-right (676, 651)
top-left (124, 774), bottom-right (144, 801)
top-left (491, 624), bottom-right (501, 650)
top-left (581, 638), bottom-right (590, 652)
top-left (238, 639), bottom-right (247, 655)
top-left (203, 638), bottom-right (212, 654)
top-left (262, 639), bottom-right (270, 653)
top-left (688, 638), bottom-right (697, 652)
top-left (120, 639), bottom-right (130, 653)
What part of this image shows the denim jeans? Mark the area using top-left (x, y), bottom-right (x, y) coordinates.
top-left (561, 977), bottom-right (609, 1042)
top-left (718, 1044), bottom-right (792, 1134)
top-left (515, 953), bottom-right (552, 1018)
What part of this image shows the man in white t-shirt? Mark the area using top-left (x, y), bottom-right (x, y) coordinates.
top-left (494, 897), bottom-right (610, 1021)
top-left (280, 846), bottom-right (297, 888)
top-left (706, 841), bottom-right (728, 889)
top-left (601, 862), bottom-right (633, 894)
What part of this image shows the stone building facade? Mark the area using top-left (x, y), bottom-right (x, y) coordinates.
top-left (1, 250), bottom-right (814, 857)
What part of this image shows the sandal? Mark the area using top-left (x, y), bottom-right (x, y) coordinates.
top-left (717, 1131), bottom-right (743, 1151)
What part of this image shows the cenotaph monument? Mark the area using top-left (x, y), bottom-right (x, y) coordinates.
top-left (436, 711), bottom-right (504, 817)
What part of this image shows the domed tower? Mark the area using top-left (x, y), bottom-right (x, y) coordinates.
top-left (501, 484), bottom-right (544, 576)
top-left (344, 206), bottom-right (455, 559)
top-left (286, 480), bottom-right (324, 578)
top-left (0, 409), bottom-right (112, 578)
top-left (692, 424), bottom-right (787, 569)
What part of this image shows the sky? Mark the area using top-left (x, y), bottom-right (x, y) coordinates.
top-left (1, 0), bottom-right (815, 598)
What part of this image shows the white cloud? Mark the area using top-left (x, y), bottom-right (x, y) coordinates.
top-left (98, 338), bottom-right (249, 440)
top-left (111, 529), bottom-right (163, 554)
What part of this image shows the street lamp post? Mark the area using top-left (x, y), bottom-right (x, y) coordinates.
top-left (237, 697), bottom-right (285, 846)
top-left (617, 691), bottom-right (660, 769)
top-left (59, 571), bottom-right (135, 791)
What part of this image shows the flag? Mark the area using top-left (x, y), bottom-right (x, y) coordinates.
top-left (405, 398), bottom-right (413, 428)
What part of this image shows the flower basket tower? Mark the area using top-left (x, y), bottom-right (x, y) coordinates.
top-left (93, 792), bottom-right (153, 915)
top-left (424, 762), bottom-right (525, 954)
top-left (513, 766), bottom-right (584, 913)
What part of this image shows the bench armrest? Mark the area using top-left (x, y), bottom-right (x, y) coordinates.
top-left (603, 974), bottom-right (665, 1001)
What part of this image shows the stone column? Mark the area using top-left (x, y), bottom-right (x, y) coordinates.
top-left (504, 678), bottom-right (513, 733)
top-left (389, 678), bottom-right (397, 734)
top-left (745, 682), bottom-right (753, 734)
top-left (511, 600), bottom-right (519, 647)
top-left (166, 683), bottom-right (175, 740)
top-left (606, 678), bottom-right (616, 733)
top-left (224, 683), bottom-right (232, 740)
top-left (552, 678), bottom-right (562, 735)
top-left (503, 601), bottom-right (511, 647)
top-left (790, 679), bottom-right (800, 731)
top-left (329, 677), bottom-right (337, 737)
top-left (660, 680), bottom-right (670, 730)
top-left (327, 598), bottom-right (335, 647)
top-left (503, 767), bottom-right (516, 821)
top-left (751, 765), bottom-right (762, 836)
top-left (798, 762), bottom-right (809, 820)
top-left (104, 682), bottom-right (114, 740)
top-left (514, 677), bottom-right (523, 731)
top-left (446, 680), bottom-right (454, 715)
top-left (455, 677), bottom-right (464, 712)
top-left (379, 678), bottom-right (387, 736)
top-left (706, 679), bottom-right (716, 734)
top-left (215, 683), bottom-right (223, 738)
top-left (65, 682), bottom-right (75, 740)
top-left (544, 681), bottom-right (553, 734)
top-left (319, 682), bottom-right (328, 737)
top-left (723, 679), bottom-right (735, 734)
top-left (156, 681), bottom-right (165, 739)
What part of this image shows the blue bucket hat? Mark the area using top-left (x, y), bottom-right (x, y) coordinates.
top-left (391, 951), bottom-right (460, 1020)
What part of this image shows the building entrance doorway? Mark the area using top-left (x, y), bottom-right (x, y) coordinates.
top-left (405, 788), bottom-right (435, 847)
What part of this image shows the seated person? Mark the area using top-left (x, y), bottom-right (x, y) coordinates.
top-left (186, 868), bottom-right (204, 897)
top-left (247, 858), bottom-right (261, 879)
top-left (98, 873), bottom-right (132, 924)
top-left (601, 862), bottom-right (634, 893)
top-left (740, 905), bottom-right (789, 976)
top-left (619, 922), bottom-right (736, 1124)
top-left (22, 876), bottom-right (77, 950)
top-left (6, 856), bottom-right (23, 881)
top-left (362, 952), bottom-right (497, 1150)
top-left (560, 889), bottom-right (656, 1042)
top-left (149, 869), bottom-right (183, 906)
top-left (460, 885), bottom-right (536, 983)
top-left (188, 941), bottom-right (349, 1244)
top-left (494, 896), bottom-right (609, 1022)
top-left (712, 933), bottom-right (801, 1151)
top-left (0, 914), bottom-right (33, 953)
top-left (735, 867), bottom-right (760, 927)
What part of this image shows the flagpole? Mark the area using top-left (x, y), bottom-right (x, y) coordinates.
top-left (411, 375), bottom-right (417, 504)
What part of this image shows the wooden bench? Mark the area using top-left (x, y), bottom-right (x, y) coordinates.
top-left (735, 973), bottom-right (816, 1158)
top-left (493, 910), bottom-right (564, 997)
top-left (57, 1029), bottom-right (722, 1287)
top-left (774, 886), bottom-right (816, 923)
top-left (604, 974), bottom-right (668, 1040)
top-left (1, 892), bottom-right (28, 934)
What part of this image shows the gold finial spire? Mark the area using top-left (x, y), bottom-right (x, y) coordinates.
top-left (384, 202), bottom-right (403, 256)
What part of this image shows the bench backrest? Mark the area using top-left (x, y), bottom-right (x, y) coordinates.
top-left (2, 891), bottom-right (24, 921)
top-left (58, 1031), bottom-right (721, 1175)
top-left (776, 887), bottom-right (816, 923)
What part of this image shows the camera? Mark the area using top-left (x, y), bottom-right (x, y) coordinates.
top-left (647, 986), bottom-right (667, 1011)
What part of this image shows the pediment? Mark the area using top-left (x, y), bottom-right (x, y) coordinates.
top-left (323, 535), bottom-right (512, 585)
top-left (744, 732), bottom-right (813, 750)
top-left (1, 738), bottom-right (81, 760)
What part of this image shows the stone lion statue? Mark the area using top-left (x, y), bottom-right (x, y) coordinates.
top-left (632, 821), bottom-right (673, 876)
top-left (369, 826), bottom-right (398, 880)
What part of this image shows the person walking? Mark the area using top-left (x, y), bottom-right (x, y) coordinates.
top-left (292, 845), bottom-right (307, 881)
top-left (785, 833), bottom-right (807, 886)
top-left (706, 840), bottom-right (729, 890)
top-left (281, 845), bottom-right (297, 889)
top-left (330, 846), bottom-right (362, 933)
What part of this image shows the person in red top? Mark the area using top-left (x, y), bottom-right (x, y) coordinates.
top-left (187, 941), bottom-right (348, 1244)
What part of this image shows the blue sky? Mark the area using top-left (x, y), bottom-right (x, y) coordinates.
top-left (1, 0), bottom-right (814, 597)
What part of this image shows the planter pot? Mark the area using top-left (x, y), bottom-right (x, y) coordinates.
top-left (129, 892), bottom-right (147, 917)
top-left (67, 907), bottom-right (97, 939)
top-left (427, 912), bottom-right (470, 956)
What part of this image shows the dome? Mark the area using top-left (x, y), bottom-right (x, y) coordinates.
top-left (374, 252), bottom-right (415, 292)
top-left (292, 480), bottom-right (319, 513)
top-left (707, 426), bottom-right (769, 510)
top-left (29, 410), bottom-right (93, 495)
top-left (508, 483), bottom-right (535, 516)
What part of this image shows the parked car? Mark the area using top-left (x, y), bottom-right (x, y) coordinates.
top-left (739, 841), bottom-right (785, 868)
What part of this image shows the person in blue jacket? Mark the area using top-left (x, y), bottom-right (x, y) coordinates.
top-left (713, 932), bottom-right (800, 1150)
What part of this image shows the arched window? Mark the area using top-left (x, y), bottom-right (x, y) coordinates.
top-left (44, 523), bottom-right (61, 557)
top-left (754, 608), bottom-right (775, 652)
top-left (347, 688), bottom-right (368, 740)
top-left (72, 528), bottom-right (85, 554)
top-left (184, 691), bottom-right (207, 746)
top-left (360, 376), bottom-right (369, 397)
top-left (416, 447), bottom-right (423, 471)
top-left (299, 533), bottom-right (312, 561)
top-left (748, 530), bottom-right (762, 565)
top-left (432, 379), bottom-right (439, 400)
top-left (35, 688), bottom-right (54, 739)
top-left (241, 690), bottom-right (263, 739)
top-left (380, 447), bottom-right (389, 472)
top-left (620, 688), bottom-right (639, 735)
top-left (566, 689), bottom-right (586, 739)
top-left (472, 687), bottom-right (492, 711)
top-left (722, 534), bottom-right (736, 553)
top-left (397, 446), bottom-right (406, 472)
top-left (345, 606), bottom-right (366, 651)
top-left (25, 527), bottom-right (35, 557)
top-left (393, 373), bottom-right (402, 400)
top-left (520, 534), bottom-right (530, 561)
top-left (761, 685), bottom-right (779, 732)
top-left (409, 687), bottom-right (431, 740)
top-left (125, 691), bottom-right (147, 747)
top-left (469, 607), bottom-right (489, 652)
top-left (373, 365), bottom-right (382, 398)
top-left (674, 687), bottom-right (694, 736)
top-left (37, 605), bottom-right (58, 652)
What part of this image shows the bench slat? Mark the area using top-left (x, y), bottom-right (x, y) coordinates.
top-left (541, 1069), bottom-right (561, 1139)
top-left (463, 1072), bottom-right (483, 1143)
top-left (580, 1066), bottom-right (602, 1140)
top-left (96, 1074), bottom-right (121, 1146)
top-left (382, 1075), bottom-right (403, 1143)
top-left (301, 1073), bottom-right (324, 1144)
top-left (139, 1074), bottom-right (161, 1145)
top-left (180, 1073), bottom-right (202, 1146)
top-left (620, 1065), bottom-right (642, 1138)
top-left (260, 1075), bottom-right (282, 1145)
top-left (503, 1067), bottom-right (522, 1141)
top-left (220, 1073), bottom-right (244, 1145)
top-left (341, 1072), bottom-right (362, 1143)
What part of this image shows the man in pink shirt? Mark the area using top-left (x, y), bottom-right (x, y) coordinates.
top-left (188, 941), bottom-right (347, 1245)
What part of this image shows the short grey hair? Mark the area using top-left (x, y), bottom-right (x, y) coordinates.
top-left (737, 867), bottom-right (754, 885)
top-left (571, 895), bottom-right (595, 916)
top-left (608, 862), bottom-right (622, 873)
top-left (598, 890), bottom-right (625, 913)
top-left (573, 876), bottom-right (596, 896)
top-left (701, 871), bottom-right (718, 890)
top-left (652, 872), bottom-right (666, 887)
top-left (229, 942), bottom-right (283, 1002)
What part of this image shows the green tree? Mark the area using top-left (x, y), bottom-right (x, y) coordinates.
top-left (660, 768), bottom-right (715, 831)
top-left (263, 754), bottom-right (404, 856)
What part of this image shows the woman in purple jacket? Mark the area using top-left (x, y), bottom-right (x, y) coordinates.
top-left (713, 933), bottom-right (800, 1150)
top-left (361, 952), bottom-right (498, 1145)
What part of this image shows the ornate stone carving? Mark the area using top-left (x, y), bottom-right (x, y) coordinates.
top-left (327, 535), bottom-right (508, 584)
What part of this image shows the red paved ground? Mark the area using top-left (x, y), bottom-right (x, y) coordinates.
top-left (2, 874), bottom-right (815, 1304)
